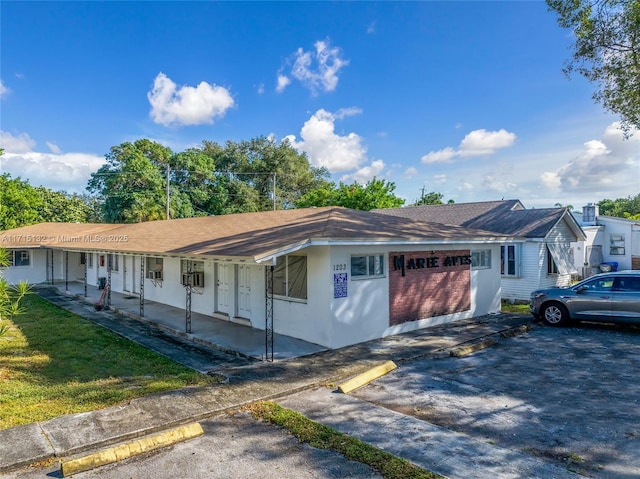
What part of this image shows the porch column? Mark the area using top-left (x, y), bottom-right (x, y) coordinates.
top-left (264, 264), bottom-right (274, 362)
top-left (185, 260), bottom-right (193, 334)
top-left (106, 254), bottom-right (112, 310)
top-left (140, 256), bottom-right (145, 317)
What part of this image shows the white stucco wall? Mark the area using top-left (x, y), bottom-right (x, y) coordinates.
top-left (270, 247), bottom-right (332, 346)
top-left (320, 243), bottom-right (501, 350)
top-left (1, 248), bottom-right (48, 285)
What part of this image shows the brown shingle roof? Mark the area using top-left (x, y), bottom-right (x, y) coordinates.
top-left (0, 207), bottom-right (517, 262)
top-left (373, 200), bottom-right (584, 239)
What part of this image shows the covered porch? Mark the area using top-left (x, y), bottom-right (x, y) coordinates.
top-left (50, 281), bottom-right (327, 361)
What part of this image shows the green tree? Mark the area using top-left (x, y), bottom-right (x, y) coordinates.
top-left (296, 178), bottom-right (405, 211)
top-left (87, 137), bottom-right (328, 222)
top-left (203, 137), bottom-right (329, 212)
top-left (34, 188), bottom-right (92, 223)
top-left (411, 191), bottom-right (448, 206)
top-left (87, 139), bottom-right (175, 223)
top-left (546, 0), bottom-right (640, 136)
top-left (0, 174), bottom-right (43, 230)
top-left (598, 193), bottom-right (640, 219)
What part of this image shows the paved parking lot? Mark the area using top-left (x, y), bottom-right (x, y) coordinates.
top-left (351, 322), bottom-right (640, 478)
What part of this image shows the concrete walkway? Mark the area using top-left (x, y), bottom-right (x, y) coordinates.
top-left (43, 283), bottom-right (326, 360)
top-left (279, 388), bottom-right (581, 479)
top-left (0, 289), bottom-right (582, 477)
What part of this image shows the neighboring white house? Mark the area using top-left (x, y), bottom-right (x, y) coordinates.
top-left (374, 200), bottom-right (586, 302)
top-left (0, 207), bottom-right (516, 351)
top-left (572, 203), bottom-right (640, 275)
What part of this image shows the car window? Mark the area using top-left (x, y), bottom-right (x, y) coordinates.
top-left (579, 277), bottom-right (614, 292)
top-left (615, 277), bottom-right (640, 292)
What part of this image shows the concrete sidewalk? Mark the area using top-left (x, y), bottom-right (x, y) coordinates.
top-left (0, 293), bottom-right (545, 477)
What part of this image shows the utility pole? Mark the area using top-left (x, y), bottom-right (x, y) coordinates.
top-left (166, 164), bottom-right (170, 220)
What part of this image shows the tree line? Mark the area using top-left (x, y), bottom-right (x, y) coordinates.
top-left (1, 141), bottom-right (639, 230)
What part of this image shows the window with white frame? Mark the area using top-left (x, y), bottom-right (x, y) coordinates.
top-left (273, 255), bottom-right (307, 300)
top-left (500, 244), bottom-right (520, 277)
top-left (471, 250), bottom-right (491, 270)
top-left (351, 254), bottom-right (385, 278)
top-left (9, 250), bottom-right (30, 267)
top-left (88, 253), bottom-right (93, 268)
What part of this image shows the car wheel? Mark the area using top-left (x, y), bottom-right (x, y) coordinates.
top-left (541, 302), bottom-right (570, 326)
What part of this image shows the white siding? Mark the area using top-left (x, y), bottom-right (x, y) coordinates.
top-left (501, 218), bottom-right (580, 302)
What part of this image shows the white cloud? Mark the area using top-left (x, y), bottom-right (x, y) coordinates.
top-left (404, 167), bottom-right (419, 178)
top-left (541, 122), bottom-right (640, 193)
top-left (433, 174), bottom-right (448, 183)
top-left (458, 129), bottom-right (516, 156)
top-left (147, 72), bottom-right (234, 127)
top-left (0, 130), bottom-right (105, 192)
top-left (0, 131), bottom-right (36, 153)
top-left (0, 80), bottom-right (8, 98)
top-left (421, 147), bottom-right (456, 164)
top-left (482, 174), bottom-right (518, 193)
top-left (366, 21), bottom-right (376, 34)
top-left (280, 39), bottom-right (349, 95)
top-left (276, 74), bottom-right (291, 93)
top-left (421, 128), bottom-right (516, 164)
top-left (540, 171), bottom-right (562, 190)
top-left (285, 109), bottom-right (367, 172)
top-left (341, 159), bottom-right (385, 184)
top-left (46, 141), bottom-right (62, 154)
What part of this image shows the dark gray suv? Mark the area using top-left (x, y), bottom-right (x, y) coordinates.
top-left (530, 270), bottom-right (640, 326)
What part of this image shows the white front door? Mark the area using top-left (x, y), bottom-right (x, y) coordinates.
top-left (123, 256), bottom-right (129, 292)
top-left (131, 256), bottom-right (139, 294)
top-left (237, 264), bottom-right (252, 320)
top-left (216, 263), bottom-right (231, 316)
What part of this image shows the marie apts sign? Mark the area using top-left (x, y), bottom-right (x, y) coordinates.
top-left (388, 250), bottom-right (471, 326)
top-left (392, 252), bottom-right (472, 277)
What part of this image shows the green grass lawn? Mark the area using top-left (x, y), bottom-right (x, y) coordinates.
top-left (501, 301), bottom-right (530, 314)
top-left (0, 294), bottom-right (213, 429)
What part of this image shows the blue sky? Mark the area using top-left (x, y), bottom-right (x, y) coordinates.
top-left (1, 1), bottom-right (638, 209)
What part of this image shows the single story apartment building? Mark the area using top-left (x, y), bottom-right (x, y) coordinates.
top-left (0, 207), bottom-right (518, 351)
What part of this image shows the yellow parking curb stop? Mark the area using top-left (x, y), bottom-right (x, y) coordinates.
top-left (60, 422), bottom-right (204, 477)
top-left (338, 360), bottom-right (398, 394)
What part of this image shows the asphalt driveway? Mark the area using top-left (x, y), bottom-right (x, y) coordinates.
top-left (350, 322), bottom-right (640, 478)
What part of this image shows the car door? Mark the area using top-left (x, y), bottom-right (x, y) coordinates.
top-left (568, 276), bottom-right (613, 321)
top-left (610, 276), bottom-right (640, 323)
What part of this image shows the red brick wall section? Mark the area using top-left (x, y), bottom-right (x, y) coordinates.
top-left (389, 250), bottom-right (471, 326)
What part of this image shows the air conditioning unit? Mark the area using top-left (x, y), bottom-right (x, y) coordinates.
top-left (148, 270), bottom-right (163, 280)
top-left (182, 272), bottom-right (204, 287)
